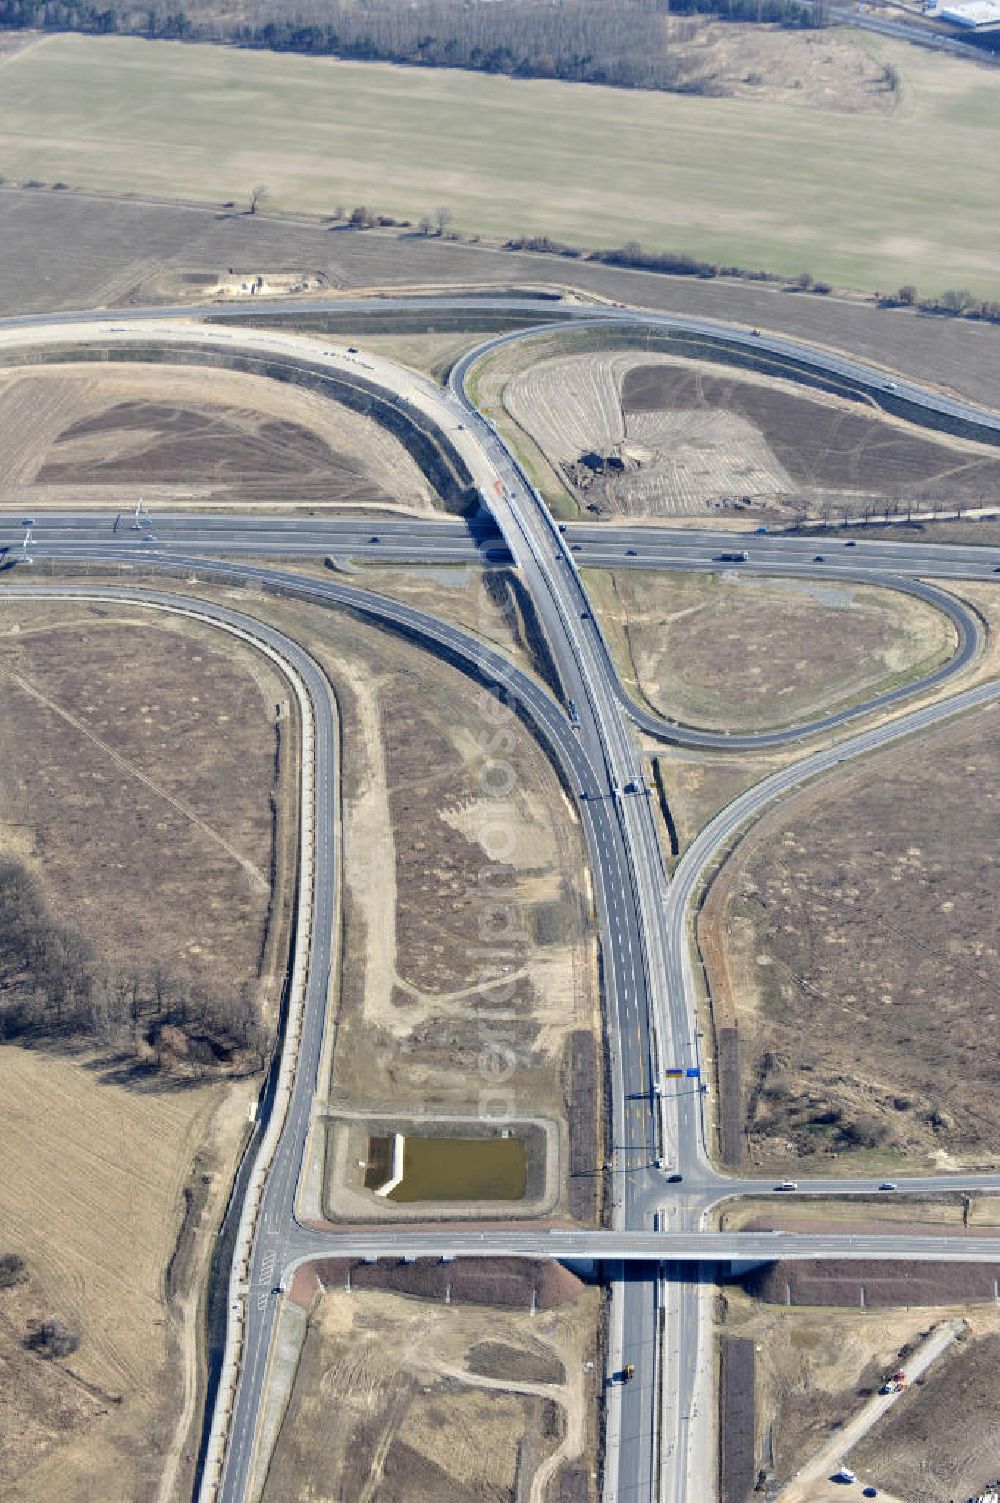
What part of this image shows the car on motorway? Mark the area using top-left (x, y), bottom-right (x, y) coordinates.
top-left (667, 1172), bottom-right (683, 1183)
top-left (370, 535), bottom-right (381, 543)
top-left (994, 565), bottom-right (1000, 573)
top-left (878, 1181), bottom-right (898, 1191)
top-left (774, 1181), bottom-right (799, 1192)
top-left (347, 346), bottom-right (359, 354)
top-left (844, 539), bottom-right (857, 546)
top-left (813, 554), bottom-right (826, 562)
top-left (625, 548), bottom-right (638, 556)
top-left (571, 543), bottom-right (581, 551)
top-left (20, 516), bottom-right (34, 527)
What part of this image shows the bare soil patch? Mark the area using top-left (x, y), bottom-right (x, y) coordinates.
top-left (626, 356), bottom-right (1000, 518)
top-left (586, 567), bottom-right (954, 732)
top-left (506, 350), bottom-right (792, 520)
top-left (496, 345), bottom-right (1000, 524)
top-left (0, 362), bottom-right (433, 512)
top-left (717, 1285), bottom-right (996, 1495)
top-left (849, 1331), bottom-right (1000, 1503)
top-left (701, 702), bottom-right (1000, 1170)
top-left (261, 1281), bottom-right (601, 1503)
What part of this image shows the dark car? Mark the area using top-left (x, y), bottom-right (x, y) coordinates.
top-left (667, 1172), bottom-right (683, 1184)
top-left (347, 345), bottom-right (359, 354)
top-left (814, 554), bottom-right (826, 562)
top-left (862, 1489), bottom-right (878, 1498)
top-left (370, 535), bottom-right (381, 543)
top-left (626, 548), bottom-right (638, 556)
top-left (845, 539), bottom-right (858, 547)
top-left (571, 544), bottom-right (581, 551)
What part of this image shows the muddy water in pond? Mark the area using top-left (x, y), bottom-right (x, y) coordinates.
top-left (389, 1136), bottom-right (527, 1201)
top-left (364, 1135), bottom-right (393, 1190)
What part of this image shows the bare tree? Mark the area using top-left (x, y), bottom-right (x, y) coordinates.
top-left (248, 183), bottom-right (269, 216)
top-left (27, 1319), bottom-right (80, 1360)
top-left (435, 204), bottom-right (453, 236)
top-left (418, 214), bottom-right (432, 236)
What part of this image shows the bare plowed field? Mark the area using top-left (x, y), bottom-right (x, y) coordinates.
top-left (0, 599), bottom-right (284, 1503)
top-left (586, 568), bottom-right (954, 732)
top-left (505, 351), bottom-right (790, 518)
top-left (0, 363), bottom-right (433, 512)
top-left (624, 359), bottom-right (1000, 517)
top-left (261, 1281), bottom-right (601, 1503)
top-left (503, 349), bottom-right (1000, 521)
top-left (701, 702), bottom-right (1000, 1170)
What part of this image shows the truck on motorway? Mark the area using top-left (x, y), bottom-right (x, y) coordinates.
top-left (714, 551), bottom-right (750, 563)
top-left (622, 1362), bottom-right (635, 1383)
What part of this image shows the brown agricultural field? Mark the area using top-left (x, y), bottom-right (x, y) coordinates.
top-left (260, 1278), bottom-right (602, 1503)
top-left (700, 700), bottom-right (1000, 1173)
top-left (0, 598), bottom-right (292, 1503)
top-left (0, 362), bottom-right (433, 512)
top-left (584, 567), bottom-right (955, 732)
top-left (1, 190), bottom-right (1000, 413)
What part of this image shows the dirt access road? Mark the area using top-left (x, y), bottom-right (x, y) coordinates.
top-left (777, 1318), bottom-right (964, 1503)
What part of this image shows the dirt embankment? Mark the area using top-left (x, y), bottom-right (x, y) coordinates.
top-left (291, 1256), bottom-right (587, 1312)
top-left (740, 1259), bottom-right (1000, 1309)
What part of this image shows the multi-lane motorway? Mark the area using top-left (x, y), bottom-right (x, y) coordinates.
top-left (2, 297), bottom-right (1000, 1503)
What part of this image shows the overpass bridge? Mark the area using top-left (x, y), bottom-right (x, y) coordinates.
top-left (286, 1227), bottom-right (1000, 1268)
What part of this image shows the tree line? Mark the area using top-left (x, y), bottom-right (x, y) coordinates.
top-left (0, 859), bottom-right (271, 1077)
top-left (0, 0), bottom-right (821, 90)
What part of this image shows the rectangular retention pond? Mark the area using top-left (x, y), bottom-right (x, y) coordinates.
top-left (388, 1135), bottom-right (528, 1202)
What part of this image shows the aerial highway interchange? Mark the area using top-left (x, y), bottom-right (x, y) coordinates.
top-left (3, 296), bottom-right (1000, 1503)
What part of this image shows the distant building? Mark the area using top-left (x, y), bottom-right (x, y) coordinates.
top-left (938, 0), bottom-right (1000, 25)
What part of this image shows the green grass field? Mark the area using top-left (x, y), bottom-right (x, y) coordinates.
top-left (0, 33), bottom-right (998, 296)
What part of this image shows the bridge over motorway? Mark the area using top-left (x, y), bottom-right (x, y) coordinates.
top-left (284, 1227), bottom-right (1000, 1266)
